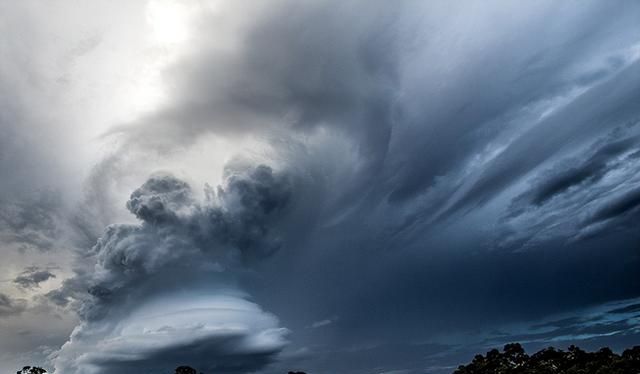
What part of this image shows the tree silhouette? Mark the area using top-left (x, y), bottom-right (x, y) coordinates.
top-left (16, 366), bottom-right (47, 374)
top-left (175, 366), bottom-right (197, 374)
top-left (454, 343), bottom-right (640, 374)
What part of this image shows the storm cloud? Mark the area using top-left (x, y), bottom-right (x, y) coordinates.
top-left (13, 267), bottom-right (57, 290)
top-left (1, 1), bottom-right (640, 373)
top-left (0, 192), bottom-right (62, 252)
top-left (53, 164), bottom-right (293, 373)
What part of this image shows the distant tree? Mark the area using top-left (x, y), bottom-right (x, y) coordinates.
top-left (175, 366), bottom-right (197, 374)
top-left (623, 345), bottom-right (640, 362)
top-left (17, 366), bottom-right (47, 374)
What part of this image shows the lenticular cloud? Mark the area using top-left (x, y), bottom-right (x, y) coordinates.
top-left (54, 293), bottom-right (288, 374)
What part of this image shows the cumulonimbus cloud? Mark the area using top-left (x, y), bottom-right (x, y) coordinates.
top-left (52, 164), bottom-right (293, 373)
top-left (28, 1), bottom-right (640, 372)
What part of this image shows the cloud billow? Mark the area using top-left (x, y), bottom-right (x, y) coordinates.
top-left (82, 2), bottom-right (640, 372)
top-left (12, 1), bottom-right (638, 373)
top-left (13, 267), bottom-right (56, 290)
top-left (53, 164), bottom-right (292, 373)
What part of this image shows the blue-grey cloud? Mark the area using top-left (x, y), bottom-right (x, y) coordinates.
top-left (87, 1), bottom-right (640, 372)
top-left (1, 1), bottom-right (638, 373)
top-left (608, 303), bottom-right (640, 315)
top-left (0, 192), bottom-right (62, 252)
top-left (0, 292), bottom-right (27, 317)
top-left (53, 164), bottom-right (293, 373)
top-left (54, 294), bottom-right (288, 374)
top-left (13, 267), bottom-right (56, 290)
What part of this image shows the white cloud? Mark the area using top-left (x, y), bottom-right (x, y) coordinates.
top-left (54, 293), bottom-right (288, 374)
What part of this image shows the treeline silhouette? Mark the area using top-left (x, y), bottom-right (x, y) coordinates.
top-left (16, 367), bottom-right (46, 374)
top-left (454, 343), bottom-right (640, 374)
top-left (17, 343), bottom-right (640, 374)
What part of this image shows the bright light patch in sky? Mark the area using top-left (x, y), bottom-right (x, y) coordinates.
top-left (146, 0), bottom-right (191, 46)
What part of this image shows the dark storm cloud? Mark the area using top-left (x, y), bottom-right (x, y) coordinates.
top-left (125, 174), bottom-right (193, 224)
top-left (0, 191), bottom-right (62, 252)
top-left (484, 298), bottom-right (640, 348)
top-left (383, 1), bottom-right (640, 204)
top-left (40, 1), bottom-right (640, 373)
top-left (44, 267), bottom-right (93, 308)
top-left (13, 267), bottom-right (56, 289)
top-left (109, 0), bottom-right (400, 196)
top-left (441, 60), bottom-right (640, 220)
top-left (485, 120), bottom-right (640, 250)
top-left (72, 164), bottom-right (290, 321)
top-left (524, 135), bottom-right (640, 207)
top-left (587, 187), bottom-right (640, 225)
top-left (608, 304), bottom-right (640, 315)
top-left (111, 0), bottom-right (640, 251)
top-left (107, 0), bottom-right (640, 239)
top-left (0, 292), bottom-right (27, 317)
top-left (54, 164), bottom-right (293, 373)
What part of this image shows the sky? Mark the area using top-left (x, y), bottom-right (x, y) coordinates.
top-left (1, 1), bottom-right (639, 373)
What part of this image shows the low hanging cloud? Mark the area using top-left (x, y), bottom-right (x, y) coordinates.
top-left (13, 267), bottom-right (57, 289)
top-left (52, 164), bottom-right (293, 373)
top-left (54, 294), bottom-right (288, 374)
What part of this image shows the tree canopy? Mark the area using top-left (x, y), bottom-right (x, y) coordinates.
top-left (16, 366), bottom-right (46, 374)
top-left (454, 343), bottom-right (640, 374)
top-left (21, 345), bottom-right (640, 374)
